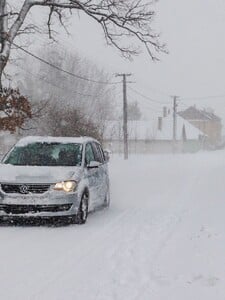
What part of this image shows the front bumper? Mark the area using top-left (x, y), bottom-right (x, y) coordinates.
top-left (0, 190), bottom-right (80, 219)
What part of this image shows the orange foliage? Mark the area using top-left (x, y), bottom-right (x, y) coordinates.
top-left (0, 88), bottom-right (32, 132)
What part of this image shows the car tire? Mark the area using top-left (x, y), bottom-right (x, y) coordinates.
top-left (103, 189), bottom-right (110, 208)
top-left (75, 193), bottom-right (89, 224)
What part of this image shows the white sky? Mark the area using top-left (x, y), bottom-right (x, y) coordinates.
top-left (14, 0), bottom-right (225, 131)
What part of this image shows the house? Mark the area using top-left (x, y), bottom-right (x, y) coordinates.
top-left (178, 106), bottom-right (222, 145)
top-left (103, 113), bottom-right (206, 154)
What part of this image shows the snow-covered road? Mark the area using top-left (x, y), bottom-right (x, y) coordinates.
top-left (1, 152), bottom-right (225, 300)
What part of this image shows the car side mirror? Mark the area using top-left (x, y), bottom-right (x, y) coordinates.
top-left (103, 150), bottom-right (110, 162)
top-left (87, 161), bottom-right (101, 169)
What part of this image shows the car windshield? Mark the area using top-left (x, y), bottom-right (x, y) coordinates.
top-left (3, 142), bottom-right (83, 166)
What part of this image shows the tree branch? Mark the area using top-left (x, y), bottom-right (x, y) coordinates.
top-left (27, 0), bottom-right (166, 59)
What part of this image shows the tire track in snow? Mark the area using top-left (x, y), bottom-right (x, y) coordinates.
top-left (133, 173), bottom-right (202, 300)
top-left (90, 170), bottom-right (201, 300)
top-left (30, 208), bottom-right (141, 300)
top-left (0, 154), bottom-right (211, 300)
top-left (0, 209), bottom-right (131, 300)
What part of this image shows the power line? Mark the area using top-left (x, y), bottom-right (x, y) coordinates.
top-left (115, 87), bottom-right (165, 114)
top-left (136, 81), bottom-right (171, 97)
top-left (128, 86), bottom-right (170, 105)
top-left (12, 38), bottom-right (225, 106)
top-left (127, 86), bottom-right (165, 116)
top-left (178, 104), bottom-right (189, 110)
top-left (16, 64), bottom-right (97, 98)
top-left (11, 41), bottom-right (121, 86)
top-left (8, 29), bottom-right (225, 103)
top-left (181, 94), bottom-right (225, 101)
top-left (129, 92), bottom-right (167, 112)
top-left (137, 102), bottom-right (163, 114)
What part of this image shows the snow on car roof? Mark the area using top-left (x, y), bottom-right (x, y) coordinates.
top-left (15, 136), bottom-right (98, 146)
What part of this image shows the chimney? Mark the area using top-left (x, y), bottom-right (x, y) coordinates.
top-left (163, 106), bottom-right (167, 118)
top-left (158, 117), bottom-right (162, 131)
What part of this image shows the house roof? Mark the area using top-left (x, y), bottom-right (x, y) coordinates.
top-left (156, 115), bottom-right (206, 140)
top-left (178, 106), bottom-right (221, 122)
top-left (104, 115), bottom-right (206, 141)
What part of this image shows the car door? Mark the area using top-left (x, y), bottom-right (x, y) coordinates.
top-left (84, 143), bottom-right (101, 210)
top-left (91, 142), bottom-right (106, 206)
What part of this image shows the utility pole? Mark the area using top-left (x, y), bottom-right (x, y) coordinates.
top-left (172, 95), bottom-right (178, 152)
top-left (116, 73), bottom-right (131, 160)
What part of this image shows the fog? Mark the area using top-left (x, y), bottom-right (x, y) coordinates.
top-left (0, 2), bottom-right (225, 299)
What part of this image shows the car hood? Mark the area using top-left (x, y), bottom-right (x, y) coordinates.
top-left (0, 164), bottom-right (82, 184)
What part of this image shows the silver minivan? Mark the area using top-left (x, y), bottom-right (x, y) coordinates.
top-left (0, 136), bottom-right (110, 224)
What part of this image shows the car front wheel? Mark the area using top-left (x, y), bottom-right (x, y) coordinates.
top-left (75, 193), bottom-right (89, 224)
top-left (103, 189), bottom-right (110, 208)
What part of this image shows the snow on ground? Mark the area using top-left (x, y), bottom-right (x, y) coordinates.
top-left (0, 151), bottom-right (225, 299)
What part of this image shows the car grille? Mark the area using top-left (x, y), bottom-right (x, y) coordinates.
top-left (0, 204), bottom-right (72, 214)
top-left (1, 184), bottom-right (50, 194)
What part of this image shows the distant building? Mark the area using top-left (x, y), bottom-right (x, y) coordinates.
top-left (178, 106), bottom-right (222, 145)
top-left (103, 114), bottom-right (206, 154)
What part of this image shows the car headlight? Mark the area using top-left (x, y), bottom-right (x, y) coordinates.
top-left (54, 180), bottom-right (77, 192)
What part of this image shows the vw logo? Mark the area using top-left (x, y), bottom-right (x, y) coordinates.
top-left (19, 184), bottom-right (29, 194)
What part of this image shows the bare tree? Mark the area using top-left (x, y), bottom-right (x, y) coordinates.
top-left (44, 105), bottom-right (102, 141)
top-left (0, 0), bottom-right (166, 88)
top-left (16, 44), bottom-right (115, 137)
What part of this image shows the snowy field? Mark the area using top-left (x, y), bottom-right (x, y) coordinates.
top-left (1, 151), bottom-right (225, 300)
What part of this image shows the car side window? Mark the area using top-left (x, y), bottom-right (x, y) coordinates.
top-left (92, 143), bottom-right (104, 163)
top-left (97, 144), bottom-right (105, 162)
top-left (85, 143), bottom-right (95, 165)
